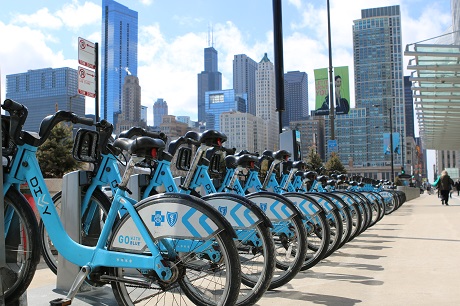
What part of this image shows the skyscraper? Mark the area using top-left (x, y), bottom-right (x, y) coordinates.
top-left (256, 53), bottom-right (279, 151)
top-left (233, 54), bottom-right (257, 116)
top-left (101, 0), bottom-right (138, 128)
top-left (116, 75), bottom-right (142, 133)
top-left (6, 67), bottom-right (85, 132)
top-left (197, 47), bottom-right (222, 123)
top-left (283, 71), bottom-right (308, 128)
top-left (352, 5), bottom-right (405, 178)
top-left (204, 89), bottom-right (246, 131)
top-left (141, 105), bottom-right (148, 124)
top-left (153, 98), bottom-right (168, 127)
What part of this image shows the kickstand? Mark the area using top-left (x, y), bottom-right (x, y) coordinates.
top-left (50, 265), bottom-right (90, 306)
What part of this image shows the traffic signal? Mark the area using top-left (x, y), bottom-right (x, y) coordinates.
top-left (401, 167), bottom-right (405, 174)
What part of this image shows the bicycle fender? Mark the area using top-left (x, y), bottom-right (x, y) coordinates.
top-left (246, 191), bottom-right (306, 221)
top-left (305, 193), bottom-right (338, 213)
top-left (282, 192), bottom-right (324, 218)
top-left (201, 193), bottom-right (273, 229)
top-left (111, 193), bottom-right (237, 252)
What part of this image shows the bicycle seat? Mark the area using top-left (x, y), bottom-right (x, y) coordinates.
top-left (225, 154), bottom-right (258, 169)
top-left (199, 130), bottom-right (227, 147)
top-left (184, 130), bottom-right (200, 141)
top-left (317, 175), bottom-right (329, 184)
top-left (292, 160), bottom-right (307, 170)
top-left (304, 171), bottom-right (317, 182)
top-left (113, 136), bottom-right (165, 157)
top-left (273, 150), bottom-right (291, 161)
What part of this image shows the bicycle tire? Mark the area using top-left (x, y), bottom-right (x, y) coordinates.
top-left (39, 188), bottom-right (113, 275)
top-left (269, 213), bottom-right (307, 289)
top-left (361, 192), bottom-right (382, 228)
top-left (305, 193), bottom-right (343, 258)
top-left (201, 193), bottom-right (275, 306)
top-left (246, 192), bottom-right (308, 290)
top-left (109, 193), bottom-right (241, 306)
top-left (3, 188), bottom-right (40, 304)
top-left (323, 193), bottom-right (353, 248)
top-left (350, 191), bottom-right (372, 234)
top-left (332, 191), bottom-right (362, 242)
top-left (143, 186), bottom-right (275, 306)
top-left (282, 193), bottom-right (330, 272)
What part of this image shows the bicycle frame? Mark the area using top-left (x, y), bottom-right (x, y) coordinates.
top-left (4, 143), bottom-right (225, 280)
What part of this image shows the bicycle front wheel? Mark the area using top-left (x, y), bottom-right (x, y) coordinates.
top-left (3, 188), bottom-right (40, 304)
top-left (109, 193), bottom-right (241, 306)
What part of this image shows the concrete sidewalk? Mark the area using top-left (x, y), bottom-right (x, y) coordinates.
top-left (25, 193), bottom-right (460, 305)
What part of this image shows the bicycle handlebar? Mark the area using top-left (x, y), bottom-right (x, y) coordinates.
top-left (3, 98), bottom-right (26, 112)
top-left (118, 126), bottom-right (167, 142)
top-left (2, 99), bottom-right (96, 147)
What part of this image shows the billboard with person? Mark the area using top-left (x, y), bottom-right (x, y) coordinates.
top-left (314, 66), bottom-right (350, 116)
top-left (383, 132), bottom-right (400, 155)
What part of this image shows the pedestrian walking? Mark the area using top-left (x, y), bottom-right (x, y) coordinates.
top-left (435, 170), bottom-right (454, 205)
top-left (455, 179), bottom-right (460, 196)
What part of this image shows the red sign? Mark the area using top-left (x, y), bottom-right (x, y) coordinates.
top-left (78, 37), bottom-right (96, 69)
top-left (78, 66), bottom-right (96, 98)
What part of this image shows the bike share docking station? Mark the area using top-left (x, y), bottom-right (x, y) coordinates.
top-left (57, 170), bottom-right (106, 296)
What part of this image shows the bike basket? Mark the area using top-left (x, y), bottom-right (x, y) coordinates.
top-left (176, 146), bottom-right (192, 171)
top-left (72, 128), bottom-right (99, 163)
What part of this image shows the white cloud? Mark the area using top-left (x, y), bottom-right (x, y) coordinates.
top-left (13, 8), bottom-right (63, 29)
top-left (138, 25), bottom-right (204, 122)
top-left (139, 0), bottom-right (153, 5)
top-left (137, 21), bottom-right (275, 124)
top-left (56, 1), bottom-right (101, 31)
top-left (0, 22), bottom-right (75, 103)
top-left (287, 0), bottom-right (302, 11)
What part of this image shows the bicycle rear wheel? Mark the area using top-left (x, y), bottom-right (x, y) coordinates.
top-left (39, 188), bottom-right (113, 275)
top-left (3, 188), bottom-right (40, 304)
top-left (282, 193), bottom-right (330, 272)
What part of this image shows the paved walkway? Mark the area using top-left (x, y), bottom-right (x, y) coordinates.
top-left (24, 192), bottom-right (460, 305)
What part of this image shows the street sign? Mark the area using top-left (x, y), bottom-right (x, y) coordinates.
top-left (78, 66), bottom-right (96, 98)
top-left (328, 139), bottom-right (338, 153)
top-left (78, 37), bottom-right (96, 69)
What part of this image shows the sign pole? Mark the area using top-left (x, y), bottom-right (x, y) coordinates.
top-left (0, 69), bottom-right (6, 306)
top-left (95, 42), bottom-right (99, 122)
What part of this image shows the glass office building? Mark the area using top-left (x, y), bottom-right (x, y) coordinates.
top-left (352, 5), bottom-right (405, 178)
top-left (6, 67), bottom-right (85, 132)
top-left (283, 71), bottom-right (308, 128)
top-left (205, 89), bottom-right (246, 132)
top-left (198, 47), bottom-right (222, 123)
top-left (101, 0), bottom-right (138, 127)
top-left (233, 54), bottom-right (257, 116)
top-left (153, 98), bottom-right (168, 127)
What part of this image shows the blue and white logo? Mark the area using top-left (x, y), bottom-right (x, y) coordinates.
top-left (260, 203), bottom-right (267, 212)
top-left (167, 212), bottom-right (178, 227)
top-left (218, 206), bottom-right (228, 216)
top-left (152, 211), bottom-right (165, 226)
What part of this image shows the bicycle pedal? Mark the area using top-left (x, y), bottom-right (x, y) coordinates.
top-left (49, 297), bottom-right (72, 306)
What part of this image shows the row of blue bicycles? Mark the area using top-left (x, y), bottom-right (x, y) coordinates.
top-left (2, 99), bottom-right (405, 305)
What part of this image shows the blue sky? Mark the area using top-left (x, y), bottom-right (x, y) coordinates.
top-left (0, 0), bottom-right (452, 179)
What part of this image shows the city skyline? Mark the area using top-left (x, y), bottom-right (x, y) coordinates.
top-left (0, 0), bottom-right (453, 181)
top-left (0, 0), bottom-right (450, 125)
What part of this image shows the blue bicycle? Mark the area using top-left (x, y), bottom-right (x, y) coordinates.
top-left (41, 127), bottom-right (275, 306)
top-left (2, 99), bottom-right (241, 306)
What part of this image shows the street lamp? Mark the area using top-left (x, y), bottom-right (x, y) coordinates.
top-left (374, 104), bottom-right (394, 182)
